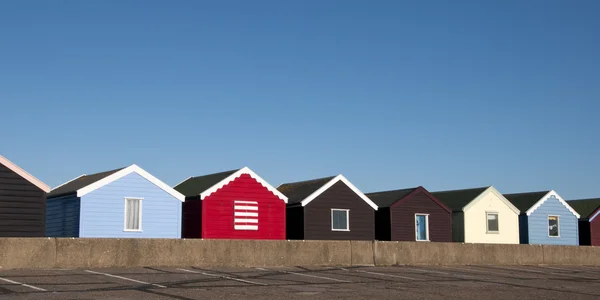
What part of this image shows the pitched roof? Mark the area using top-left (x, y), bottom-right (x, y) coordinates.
top-left (567, 198), bottom-right (600, 219)
top-left (431, 187), bottom-right (489, 211)
top-left (503, 191), bottom-right (550, 212)
top-left (0, 154), bottom-right (50, 193)
top-left (174, 169), bottom-right (240, 198)
top-left (366, 188), bottom-right (417, 208)
top-left (277, 176), bottom-right (336, 205)
top-left (49, 167), bottom-right (124, 198)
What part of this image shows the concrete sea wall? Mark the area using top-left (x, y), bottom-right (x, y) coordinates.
top-left (0, 238), bottom-right (598, 270)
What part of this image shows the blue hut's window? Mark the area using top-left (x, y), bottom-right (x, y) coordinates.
top-left (548, 216), bottom-right (560, 237)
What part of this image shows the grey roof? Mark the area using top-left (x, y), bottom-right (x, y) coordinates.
top-left (48, 167), bottom-right (125, 198)
top-left (174, 169), bottom-right (240, 198)
top-left (365, 188), bottom-right (417, 208)
top-left (567, 198), bottom-right (600, 219)
top-left (503, 191), bottom-right (550, 213)
top-left (277, 176), bottom-right (336, 205)
top-left (430, 187), bottom-right (489, 211)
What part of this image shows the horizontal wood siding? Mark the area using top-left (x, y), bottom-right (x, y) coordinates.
top-left (528, 195), bottom-right (578, 245)
top-left (181, 196), bottom-right (202, 238)
top-left (375, 207), bottom-right (391, 241)
top-left (46, 194), bottom-right (80, 237)
top-left (80, 172), bottom-right (182, 238)
top-left (591, 218), bottom-right (600, 246)
top-left (0, 163), bottom-right (46, 237)
top-left (390, 190), bottom-right (452, 242)
top-left (286, 206), bottom-right (304, 240)
top-left (202, 174), bottom-right (286, 240)
top-left (304, 181), bottom-right (375, 240)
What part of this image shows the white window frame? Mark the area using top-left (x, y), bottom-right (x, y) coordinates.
top-left (414, 213), bottom-right (430, 242)
top-left (124, 197), bottom-right (143, 232)
top-left (548, 215), bottom-right (560, 238)
top-left (486, 212), bottom-right (499, 234)
top-left (331, 209), bottom-right (350, 231)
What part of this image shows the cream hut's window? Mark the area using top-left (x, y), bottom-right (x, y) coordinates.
top-left (486, 213), bottom-right (499, 233)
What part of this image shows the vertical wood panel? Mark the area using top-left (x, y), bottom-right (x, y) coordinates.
top-left (375, 208), bottom-right (391, 241)
top-left (182, 196), bottom-right (202, 238)
top-left (286, 206), bottom-right (304, 240)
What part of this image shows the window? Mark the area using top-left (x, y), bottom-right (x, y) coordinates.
top-left (331, 209), bottom-right (349, 231)
top-left (548, 216), bottom-right (560, 237)
top-left (415, 214), bottom-right (429, 241)
top-left (124, 198), bottom-right (142, 231)
top-left (486, 213), bottom-right (499, 233)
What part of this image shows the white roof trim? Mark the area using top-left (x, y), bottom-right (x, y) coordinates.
top-left (589, 208), bottom-right (600, 222)
top-left (300, 174), bottom-right (378, 210)
top-left (199, 167), bottom-right (288, 203)
top-left (76, 164), bottom-right (185, 201)
top-left (526, 190), bottom-right (580, 218)
top-left (0, 154), bottom-right (50, 193)
top-left (463, 186), bottom-right (520, 214)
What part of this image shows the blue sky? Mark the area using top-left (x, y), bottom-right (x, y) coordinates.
top-left (1, 1), bottom-right (598, 199)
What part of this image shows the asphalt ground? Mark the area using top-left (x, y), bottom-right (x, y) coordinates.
top-left (0, 265), bottom-right (599, 299)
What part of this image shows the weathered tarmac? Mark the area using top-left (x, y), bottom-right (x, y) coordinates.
top-left (0, 265), bottom-right (599, 299)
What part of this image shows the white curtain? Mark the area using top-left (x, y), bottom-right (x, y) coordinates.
top-left (126, 199), bottom-right (141, 230)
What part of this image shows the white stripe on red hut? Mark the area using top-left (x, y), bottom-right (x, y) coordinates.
top-left (234, 200), bottom-right (258, 230)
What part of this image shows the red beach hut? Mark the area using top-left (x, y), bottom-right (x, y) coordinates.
top-left (175, 167), bottom-right (287, 240)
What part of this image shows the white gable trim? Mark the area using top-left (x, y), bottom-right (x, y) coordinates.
top-left (0, 155), bottom-right (50, 193)
top-left (463, 186), bottom-right (520, 214)
top-left (526, 190), bottom-right (580, 218)
top-left (199, 167), bottom-right (288, 203)
top-left (300, 174), bottom-right (378, 210)
top-left (589, 209), bottom-right (600, 222)
top-left (76, 164), bottom-right (185, 201)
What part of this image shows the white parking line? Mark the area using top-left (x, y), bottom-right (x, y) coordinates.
top-left (403, 267), bottom-right (452, 275)
top-left (84, 270), bottom-right (166, 288)
top-left (578, 266), bottom-right (600, 272)
top-left (533, 266), bottom-right (598, 278)
top-left (444, 267), bottom-right (511, 276)
top-left (492, 266), bottom-right (595, 279)
top-left (0, 277), bottom-right (47, 292)
top-left (256, 267), bottom-right (351, 283)
top-left (360, 270), bottom-right (419, 280)
top-left (336, 267), bottom-right (418, 280)
top-left (177, 268), bottom-right (267, 286)
top-left (537, 265), bottom-right (588, 272)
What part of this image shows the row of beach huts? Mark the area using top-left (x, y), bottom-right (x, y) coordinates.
top-left (1, 154), bottom-right (600, 246)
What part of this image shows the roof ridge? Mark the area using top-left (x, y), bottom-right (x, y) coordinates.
top-left (432, 186), bottom-right (490, 193)
top-left (568, 198), bottom-right (600, 202)
top-left (366, 187), bottom-right (418, 195)
top-left (189, 168), bottom-right (240, 179)
top-left (279, 175), bottom-right (337, 186)
top-left (504, 190), bottom-right (550, 196)
top-left (83, 167), bottom-right (126, 178)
